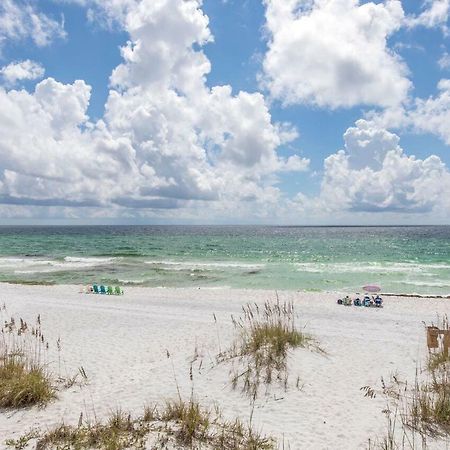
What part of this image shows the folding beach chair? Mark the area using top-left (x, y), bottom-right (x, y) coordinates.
top-left (114, 286), bottom-right (123, 295)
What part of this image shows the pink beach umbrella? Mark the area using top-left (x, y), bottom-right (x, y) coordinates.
top-left (363, 284), bottom-right (381, 293)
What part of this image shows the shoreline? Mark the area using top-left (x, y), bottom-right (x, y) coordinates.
top-left (1, 281), bottom-right (449, 299)
top-left (381, 292), bottom-right (450, 299)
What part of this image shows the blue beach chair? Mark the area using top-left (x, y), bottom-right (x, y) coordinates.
top-left (99, 285), bottom-right (107, 294)
top-left (93, 284), bottom-right (99, 294)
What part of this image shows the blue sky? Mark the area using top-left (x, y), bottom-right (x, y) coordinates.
top-left (0, 0), bottom-right (449, 224)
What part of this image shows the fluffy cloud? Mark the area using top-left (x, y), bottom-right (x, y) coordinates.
top-left (103, 0), bottom-right (308, 205)
top-left (0, 60), bottom-right (45, 85)
top-left (4, 0), bottom-right (447, 223)
top-left (0, 78), bottom-right (130, 206)
top-left (406, 0), bottom-right (449, 30)
top-left (261, 0), bottom-right (411, 109)
top-left (0, 0), bottom-right (66, 49)
top-left (439, 52), bottom-right (450, 70)
top-left (0, 0), bottom-right (308, 213)
top-left (406, 79), bottom-right (450, 145)
top-left (310, 120), bottom-right (450, 214)
top-left (55, 0), bottom-right (137, 27)
top-left (364, 76), bottom-right (450, 147)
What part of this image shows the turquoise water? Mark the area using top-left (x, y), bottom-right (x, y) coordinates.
top-left (0, 226), bottom-right (448, 294)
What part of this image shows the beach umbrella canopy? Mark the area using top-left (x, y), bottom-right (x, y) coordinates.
top-left (363, 284), bottom-right (381, 293)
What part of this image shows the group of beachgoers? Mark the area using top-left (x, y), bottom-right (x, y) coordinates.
top-left (80, 284), bottom-right (124, 295)
top-left (337, 294), bottom-right (383, 307)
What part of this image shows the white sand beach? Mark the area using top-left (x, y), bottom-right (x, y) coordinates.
top-left (1, 283), bottom-right (449, 449)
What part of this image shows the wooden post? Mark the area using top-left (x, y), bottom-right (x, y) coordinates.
top-left (443, 330), bottom-right (450, 357)
top-left (427, 326), bottom-right (439, 349)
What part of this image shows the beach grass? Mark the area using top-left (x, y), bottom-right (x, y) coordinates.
top-left (409, 317), bottom-right (450, 437)
top-left (0, 313), bottom-right (56, 408)
top-left (0, 360), bottom-right (55, 409)
top-left (159, 397), bottom-right (275, 449)
top-left (368, 318), bottom-right (450, 448)
top-left (367, 370), bottom-right (450, 449)
top-left (427, 352), bottom-right (450, 372)
top-left (161, 398), bottom-right (211, 445)
top-left (32, 410), bottom-right (149, 450)
top-left (220, 296), bottom-right (320, 397)
top-left (7, 398), bottom-right (275, 450)
top-left (409, 364), bottom-right (450, 437)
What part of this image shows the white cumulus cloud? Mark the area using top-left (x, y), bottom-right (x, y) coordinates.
top-left (407, 79), bottom-right (450, 145)
top-left (0, 60), bottom-right (45, 85)
top-left (261, 0), bottom-right (411, 109)
top-left (406, 0), bottom-right (449, 30)
top-left (0, 0), bottom-right (309, 215)
top-left (0, 0), bottom-right (66, 49)
top-left (364, 77), bottom-right (450, 147)
top-left (311, 120), bottom-right (450, 214)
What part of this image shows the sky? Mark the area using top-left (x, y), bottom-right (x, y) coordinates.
top-left (0, 0), bottom-right (449, 225)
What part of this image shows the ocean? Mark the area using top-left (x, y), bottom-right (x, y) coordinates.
top-left (0, 225), bottom-right (448, 295)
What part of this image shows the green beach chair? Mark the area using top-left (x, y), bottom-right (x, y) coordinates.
top-left (114, 286), bottom-right (123, 295)
top-left (107, 285), bottom-right (113, 295)
top-left (93, 284), bottom-right (99, 294)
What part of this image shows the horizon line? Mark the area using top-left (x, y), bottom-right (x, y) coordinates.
top-left (0, 224), bottom-right (448, 228)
